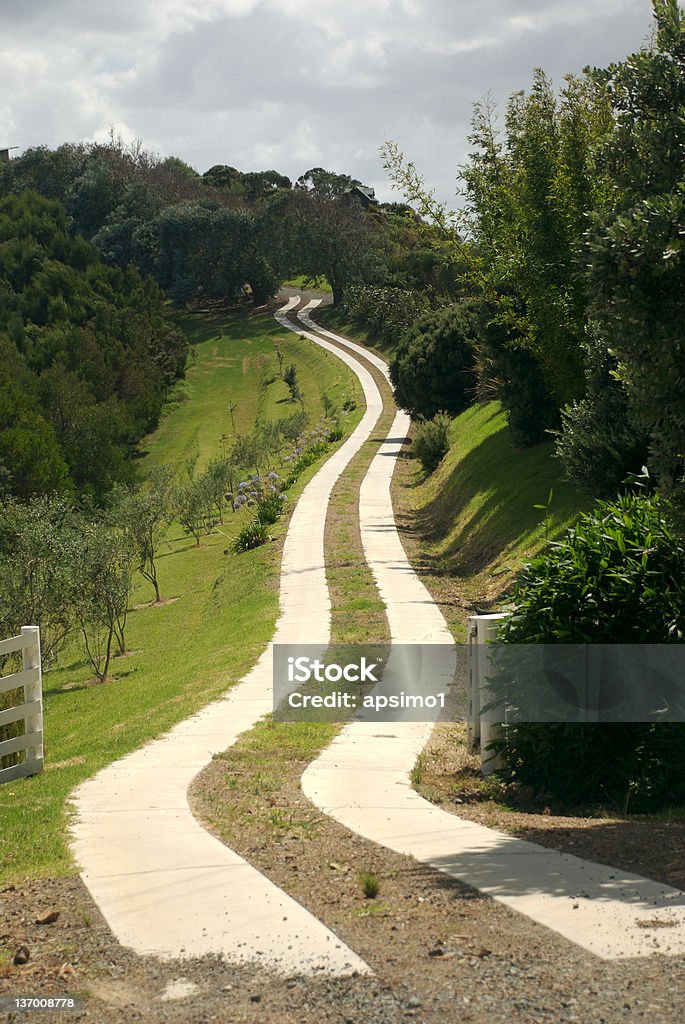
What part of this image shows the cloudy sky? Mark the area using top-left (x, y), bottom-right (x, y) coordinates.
top-left (0, 0), bottom-right (655, 205)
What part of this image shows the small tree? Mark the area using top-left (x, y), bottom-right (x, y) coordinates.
top-left (109, 467), bottom-right (176, 605)
top-left (75, 520), bottom-right (133, 682)
top-left (283, 363), bottom-right (302, 405)
top-left (0, 496), bottom-right (82, 666)
top-left (390, 305), bottom-right (477, 420)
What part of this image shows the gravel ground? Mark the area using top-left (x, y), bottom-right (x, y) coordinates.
top-left (3, 825), bottom-right (684, 1024)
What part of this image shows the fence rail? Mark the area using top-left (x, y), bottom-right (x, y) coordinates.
top-left (0, 626), bottom-right (43, 785)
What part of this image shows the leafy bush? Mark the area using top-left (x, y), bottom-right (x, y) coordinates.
top-left (412, 413), bottom-right (451, 473)
top-left (496, 346), bottom-right (559, 448)
top-left (472, 296), bottom-right (559, 448)
top-left (554, 328), bottom-right (649, 496)
top-left (390, 304), bottom-right (477, 420)
top-left (283, 363), bottom-right (301, 404)
top-left (231, 517), bottom-right (269, 553)
top-left (256, 492), bottom-right (286, 525)
top-left (344, 284), bottom-right (430, 347)
top-left (495, 491), bottom-right (685, 809)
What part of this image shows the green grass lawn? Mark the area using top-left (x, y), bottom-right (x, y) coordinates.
top-left (281, 275), bottom-right (332, 294)
top-left (0, 310), bottom-right (362, 883)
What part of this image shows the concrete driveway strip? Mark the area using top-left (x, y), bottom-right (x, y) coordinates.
top-left (298, 314), bottom-right (685, 961)
top-left (69, 295), bottom-right (382, 976)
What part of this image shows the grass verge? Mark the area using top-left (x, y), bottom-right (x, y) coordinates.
top-left (190, 334), bottom-right (396, 861)
top-left (392, 401), bottom-right (588, 639)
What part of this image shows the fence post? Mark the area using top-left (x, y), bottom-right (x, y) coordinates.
top-left (21, 626), bottom-right (43, 773)
top-left (472, 614), bottom-right (508, 777)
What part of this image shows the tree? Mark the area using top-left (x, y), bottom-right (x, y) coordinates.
top-left (584, 0), bottom-right (685, 506)
top-left (157, 203), bottom-right (278, 306)
top-left (75, 518), bottom-right (133, 682)
top-left (110, 466), bottom-right (176, 604)
top-left (295, 167), bottom-right (361, 199)
top-left (390, 305), bottom-right (478, 420)
top-left (267, 189), bottom-right (383, 305)
top-left (0, 496), bottom-right (82, 665)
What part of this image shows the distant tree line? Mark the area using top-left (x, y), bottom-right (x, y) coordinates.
top-left (0, 142), bottom-right (443, 311)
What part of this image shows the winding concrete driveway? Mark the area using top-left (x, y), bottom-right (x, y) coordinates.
top-left (69, 296), bottom-right (382, 975)
top-left (70, 295), bottom-right (685, 971)
top-left (297, 305), bottom-right (685, 962)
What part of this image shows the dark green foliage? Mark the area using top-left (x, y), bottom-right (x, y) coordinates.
top-left (0, 496), bottom-right (83, 664)
top-left (584, 1), bottom-right (685, 507)
top-left (459, 73), bottom-right (611, 413)
top-left (0, 192), bottom-right (186, 500)
top-left (262, 188), bottom-right (384, 306)
top-left (282, 363), bottom-right (301, 403)
top-left (497, 491), bottom-right (685, 808)
top-left (555, 328), bottom-right (649, 495)
top-left (473, 297), bottom-right (559, 447)
top-left (157, 204), bottom-right (275, 306)
top-left (256, 492), bottom-right (286, 525)
top-left (390, 304), bottom-right (477, 420)
top-left (412, 413), bottom-right (452, 473)
top-left (343, 284), bottom-right (431, 347)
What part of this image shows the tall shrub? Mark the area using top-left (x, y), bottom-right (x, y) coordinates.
top-left (495, 491), bottom-right (685, 809)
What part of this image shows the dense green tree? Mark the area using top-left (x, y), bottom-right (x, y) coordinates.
top-left (0, 496), bottom-right (83, 664)
top-left (390, 305), bottom-right (478, 419)
top-left (584, 0), bottom-right (685, 506)
top-left (157, 203), bottom-right (278, 306)
top-left (0, 191), bottom-right (187, 500)
top-left (295, 167), bottom-right (361, 199)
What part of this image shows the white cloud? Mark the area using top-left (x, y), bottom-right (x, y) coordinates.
top-left (0, 0), bottom-right (654, 205)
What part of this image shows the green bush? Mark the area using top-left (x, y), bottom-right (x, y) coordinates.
top-left (390, 304), bottom-right (477, 420)
top-left (412, 413), bottom-right (452, 473)
top-left (344, 284), bottom-right (430, 347)
top-left (231, 518), bottom-right (269, 553)
top-left (256, 492), bottom-right (286, 525)
top-left (495, 491), bottom-right (685, 810)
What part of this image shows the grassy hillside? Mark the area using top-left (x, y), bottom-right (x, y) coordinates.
top-left (394, 401), bottom-right (588, 639)
top-left (0, 310), bottom-right (362, 882)
top-left (148, 309), bottom-right (357, 469)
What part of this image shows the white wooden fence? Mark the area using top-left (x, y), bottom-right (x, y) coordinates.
top-left (0, 626), bottom-right (44, 784)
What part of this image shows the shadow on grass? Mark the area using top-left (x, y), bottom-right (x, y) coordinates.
top-left (402, 417), bottom-right (585, 576)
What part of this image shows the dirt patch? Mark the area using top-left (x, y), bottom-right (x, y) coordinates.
top-left (185, 721), bottom-right (685, 1024)
top-left (132, 597), bottom-right (180, 610)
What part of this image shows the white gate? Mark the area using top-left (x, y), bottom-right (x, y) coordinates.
top-left (0, 626), bottom-right (44, 784)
